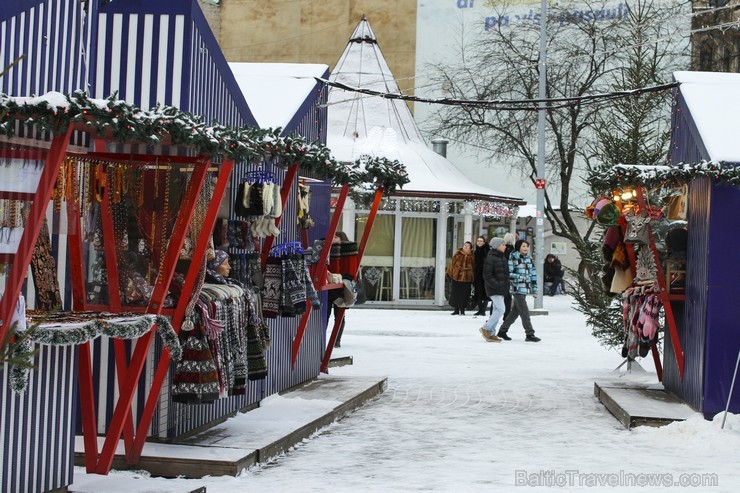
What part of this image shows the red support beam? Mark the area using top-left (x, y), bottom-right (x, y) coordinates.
top-left (320, 188), bottom-right (384, 373)
top-left (261, 163), bottom-right (300, 271)
top-left (78, 342), bottom-right (99, 472)
top-left (129, 159), bottom-right (233, 463)
top-left (0, 127), bottom-right (71, 343)
top-left (635, 187), bottom-right (684, 379)
top-left (93, 159), bottom-right (209, 474)
top-left (65, 162), bottom-right (100, 470)
top-left (291, 185), bottom-right (349, 368)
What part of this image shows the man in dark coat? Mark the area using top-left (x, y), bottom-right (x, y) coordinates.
top-left (478, 237), bottom-right (509, 342)
top-left (544, 253), bottom-right (564, 296)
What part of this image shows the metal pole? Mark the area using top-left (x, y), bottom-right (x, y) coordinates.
top-left (534, 0), bottom-right (548, 310)
top-left (721, 350), bottom-right (740, 429)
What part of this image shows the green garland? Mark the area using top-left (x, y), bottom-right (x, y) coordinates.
top-left (589, 161), bottom-right (740, 192)
top-left (0, 91), bottom-right (410, 192)
top-left (9, 314), bottom-right (180, 393)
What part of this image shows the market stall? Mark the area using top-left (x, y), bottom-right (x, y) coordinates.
top-left (586, 71), bottom-right (740, 419)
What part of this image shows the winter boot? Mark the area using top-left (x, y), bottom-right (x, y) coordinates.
top-left (496, 330), bottom-right (512, 341)
top-left (525, 335), bottom-right (541, 342)
top-left (479, 327), bottom-right (502, 343)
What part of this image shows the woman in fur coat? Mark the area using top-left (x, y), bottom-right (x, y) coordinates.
top-left (446, 241), bottom-right (475, 315)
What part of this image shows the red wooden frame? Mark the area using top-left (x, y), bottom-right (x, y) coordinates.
top-left (290, 184), bottom-right (349, 368)
top-left (0, 127), bottom-right (72, 343)
top-left (320, 188), bottom-right (384, 373)
top-left (621, 187), bottom-right (684, 381)
top-left (78, 156), bottom-right (215, 474)
top-left (634, 187), bottom-right (684, 379)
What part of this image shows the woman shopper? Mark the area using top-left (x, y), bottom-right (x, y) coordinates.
top-left (446, 241), bottom-right (475, 315)
top-left (500, 232), bottom-right (517, 319)
top-left (496, 239), bottom-right (541, 342)
top-left (479, 238), bottom-right (509, 343)
top-left (472, 236), bottom-right (490, 316)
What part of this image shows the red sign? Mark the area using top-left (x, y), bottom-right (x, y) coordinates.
top-left (535, 178), bottom-right (546, 189)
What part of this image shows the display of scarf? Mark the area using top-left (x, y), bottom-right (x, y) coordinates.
top-left (30, 219), bottom-right (62, 310)
top-left (621, 283), bottom-right (662, 359)
top-left (262, 256), bottom-right (282, 318)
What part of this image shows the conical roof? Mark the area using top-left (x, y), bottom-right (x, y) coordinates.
top-left (327, 17), bottom-right (523, 203)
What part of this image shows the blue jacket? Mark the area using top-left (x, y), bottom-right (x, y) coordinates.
top-left (508, 251), bottom-right (537, 295)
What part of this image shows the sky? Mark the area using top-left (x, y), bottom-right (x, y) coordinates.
top-left (71, 294), bottom-right (740, 492)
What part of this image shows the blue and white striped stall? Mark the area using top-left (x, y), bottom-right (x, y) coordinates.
top-left (2, 0), bottom-right (331, 490)
top-left (2, 1), bottom-right (89, 492)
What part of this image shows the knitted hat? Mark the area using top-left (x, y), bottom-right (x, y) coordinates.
top-left (208, 249), bottom-right (229, 271)
top-left (490, 237), bottom-right (505, 250)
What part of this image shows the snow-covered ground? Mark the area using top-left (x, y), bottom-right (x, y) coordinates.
top-left (72, 295), bottom-right (740, 492)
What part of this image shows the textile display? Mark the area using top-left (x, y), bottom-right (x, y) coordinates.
top-left (30, 219), bottom-right (62, 310)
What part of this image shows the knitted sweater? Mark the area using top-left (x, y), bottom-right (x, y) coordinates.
top-left (508, 251), bottom-right (538, 295)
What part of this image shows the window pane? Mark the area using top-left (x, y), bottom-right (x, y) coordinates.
top-left (357, 214), bottom-right (394, 301)
top-left (400, 217), bottom-right (436, 300)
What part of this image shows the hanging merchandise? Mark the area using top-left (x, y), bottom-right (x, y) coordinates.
top-left (171, 318), bottom-right (221, 405)
top-left (234, 170), bottom-right (283, 238)
top-left (297, 182), bottom-right (314, 229)
top-left (624, 208), bottom-right (652, 245)
top-left (666, 184), bottom-right (689, 220)
top-left (262, 256), bottom-right (282, 318)
top-left (634, 248), bottom-right (658, 284)
top-left (30, 219), bottom-right (63, 310)
top-left (621, 284), bottom-right (662, 359)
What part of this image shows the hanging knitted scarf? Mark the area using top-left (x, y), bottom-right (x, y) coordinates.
top-left (247, 251), bottom-right (264, 290)
top-left (280, 254), bottom-right (297, 317)
top-left (284, 253), bottom-right (306, 315)
top-left (304, 258), bottom-right (320, 308)
top-left (261, 256), bottom-right (282, 318)
top-left (30, 219), bottom-right (62, 310)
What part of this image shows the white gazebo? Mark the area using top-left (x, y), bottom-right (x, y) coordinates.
top-left (326, 17), bottom-right (525, 306)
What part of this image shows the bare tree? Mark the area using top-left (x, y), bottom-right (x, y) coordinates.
top-left (424, 0), bottom-right (688, 346)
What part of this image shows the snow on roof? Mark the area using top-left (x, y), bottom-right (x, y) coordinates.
top-left (517, 204), bottom-right (537, 218)
top-left (229, 63), bottom-right (328, 130)
top-left (674, 71), bottom-right (740, 162)
top-left (327, 17), bottom-right (523, 204)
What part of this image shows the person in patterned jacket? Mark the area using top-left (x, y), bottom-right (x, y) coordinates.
top-left (496, 239), bottom-right (541, 342)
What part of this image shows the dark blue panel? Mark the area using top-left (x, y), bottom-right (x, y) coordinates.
top-left (0, 0), bottom-right (44, 21)
top-left (703, 182), bottom-right (740, 417)
top-left (98, 0), bottom-right (192, 16)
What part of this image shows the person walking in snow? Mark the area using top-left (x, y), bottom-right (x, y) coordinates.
top-left (446, 241), bottom-right (475, 315)
top-left (501, 232), bottom-right (517, 319)
top-left (478, 237), bottom-right (509, 342)
top-left (496, 239), bottom-right (541, 342)
top-left (472, 236), bottom-right (490, 316)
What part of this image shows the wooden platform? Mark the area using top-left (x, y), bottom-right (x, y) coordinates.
top-left (594, 380), bottom-right (699, 429)
top-left (73, 375), bottom-right (387, 482)
top-left (329, 355), bottom-right (353, 368)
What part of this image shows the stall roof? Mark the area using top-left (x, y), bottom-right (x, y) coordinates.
top-left (327, 17), bottom-right (524, 204)
top-left (229, 62), bottom-right (329, 131)
top-left (674, 71), bottom-right (740, 163)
